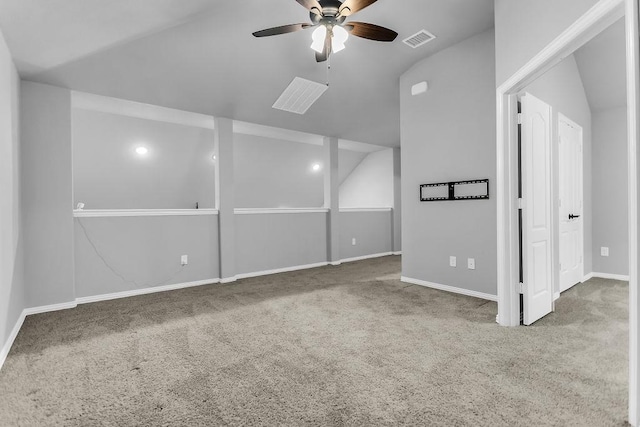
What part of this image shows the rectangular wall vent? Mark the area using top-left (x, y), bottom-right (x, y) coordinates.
top-left (272, 77), bottom-right (328, 114)
top-left (403, 30), bottom-right (436, 49)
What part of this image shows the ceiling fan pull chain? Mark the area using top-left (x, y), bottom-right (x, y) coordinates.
top-left (326, 55), bottom-right (331, 87)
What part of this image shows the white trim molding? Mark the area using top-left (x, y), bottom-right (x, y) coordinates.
top-left (0, 312), bottom-right (26, 373)
top-left (401, 276), bottom-right (497, 302)
top-left (24, 301), bottom-right (77, 316)
top-left (1, 301), bottom-right (78, 372)
top-left (235, 262), bottom-right (329, 280)
top-left (234, 208), bottom-right (329, 215)
top-left (339, 252), bottom-right (394, 264)
top-left (74, 209), bottom-right (219, 218)
top-left (584, 272), bottom-right (631, 282)
top-left (75, 278), bottom-right (220, 305)
top-left (339, 207), bottom-right (393, 213)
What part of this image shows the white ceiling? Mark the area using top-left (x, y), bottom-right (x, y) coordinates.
top-left (0, 0), bottom-right (217, 75)
top-left (0, 0), bottom-right (495, 147)
top-left (574, 18), bottom-right (626, 112)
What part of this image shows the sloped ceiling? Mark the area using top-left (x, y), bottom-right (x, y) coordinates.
top-left (574, 18), bottom-right (626, 112)
top-left (0, 0), bottom-right (495, 147)
top-left (0, 0), bottom-right (217, 75)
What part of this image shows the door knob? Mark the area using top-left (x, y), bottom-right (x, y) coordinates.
top-left (569, 214), bottom-right (581, 220)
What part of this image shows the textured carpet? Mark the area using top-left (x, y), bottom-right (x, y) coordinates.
top-left (0, 256), bottom-right (628, 426)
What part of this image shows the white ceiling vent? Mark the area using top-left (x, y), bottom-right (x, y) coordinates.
top-left (272, 77), bottom-right (328, 115)
top-left (403, 30), bottom-right (436, 49)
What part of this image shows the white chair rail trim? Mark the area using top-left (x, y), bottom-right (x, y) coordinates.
top-left (73, 209), bottom-right (219, 218)
top-left (234, 208), bottom-right (329, 215)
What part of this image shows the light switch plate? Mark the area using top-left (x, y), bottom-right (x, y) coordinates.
top-left (467, 258), bottom-right (475, 270)
top-left (181, 255), bottom-right (188, 266)
top-left (601, 247), bottom-right (609, 257)
top-left (449, 256), bottom-right (457, 267)
top-left (352, 238), bottom-right (357, 246)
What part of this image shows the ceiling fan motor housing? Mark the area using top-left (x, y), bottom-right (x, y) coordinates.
top-left (310, 0), bottom-right (348, 24)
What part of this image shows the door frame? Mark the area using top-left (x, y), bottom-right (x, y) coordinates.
top-left (557, 113), bottom-right (585, 295)
top-left (495, 0), bottom-right (639, 423)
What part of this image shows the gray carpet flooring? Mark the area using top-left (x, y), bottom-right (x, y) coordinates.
top-left (0, 256), bottom-right (628, 426)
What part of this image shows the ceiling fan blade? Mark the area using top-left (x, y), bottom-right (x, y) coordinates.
top-left (252, 23), bottom-right (312, 37)
top-left (344, 22), bottom-right (398, 42)
top-left (338, 0), bottom-right (377, 17)
top-left (316, 31), bottom-right (332, 62)
top-left (295, 0), bottom-right (323, 16)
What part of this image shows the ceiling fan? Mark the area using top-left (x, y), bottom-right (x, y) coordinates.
top-left (252, 0), bottom-right (398, 62)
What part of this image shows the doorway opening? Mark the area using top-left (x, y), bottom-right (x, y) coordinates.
top-left (496, 0), bottom-right (639, 422)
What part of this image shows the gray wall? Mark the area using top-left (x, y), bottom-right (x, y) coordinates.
top-left (235, 213), bottom-right (327, 275)
top-left (73, 109), bottom-right (216, 210)
top-left (74, 215), bottom-right (219, 297)
top-left (233, 133), bottom-right (367, 209)
top-left (339, 149), bottom-right (393, 208)
top-left (592, 107), bottom-right (628, 275)
top-left (400, 29), bottom-right (497, 296)
top-left (0, 28), bottom-right (24, 355)
top-left (15, 83), bottom-right (398, 310)
top-left (233, 134), bottom-right (324, 208)
top-left (525, 54), bottom-right (593, 287)
top-left (339, 149), bottom-right (368, 186)
top-left (339, 211), bottom-right (393, 260)
top-left (21, 82), bottom-right (75, 308)
top-left (494, 0), bottom-right (601, 85)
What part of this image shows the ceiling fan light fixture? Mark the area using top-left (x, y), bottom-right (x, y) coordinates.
top-left (311, 24), bottom-right (349, 54)
top-left (311, 26), bottom-right (327, 53)
top-left (332, 25), bottom-right (349, 53)
top-left (254, 0), bottom-right (396, 62)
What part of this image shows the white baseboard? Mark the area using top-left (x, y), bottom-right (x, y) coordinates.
top-left (76, 278), bottom-right (220, 305)
top-left (236, 252), bottom-right (396, 278)
top-left (554, 292), bottom-right (561, 301)
top-left (401, 276), bottom-right (498, 302)
top-left (236, 262), bottom-right (329, 280)
top-left (339, 252), bottom-right (393, 264)
top-left (220, 277), bottom-right (237, 284)
top-left (0, 310), bottom-right (26, 373)
top-left (584, 272), bottom-right (630, 282)
top-left (24, 301), bottom-right (77, 316)
top-left (392, 251), bottom-right (402, 256)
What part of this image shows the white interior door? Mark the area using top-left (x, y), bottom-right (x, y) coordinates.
top-left (558, 115), bottom-right (584, 293)
top-left (521, 93), bottom-right (554, 325)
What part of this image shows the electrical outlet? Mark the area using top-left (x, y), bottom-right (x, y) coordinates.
top-left (181, 255), bottom-right (188, 266)
top-left (449, 256), bottom-right (457, 267)
top-left (352, 238), bottom-right (357, 246)
top-left (601, 247), bottom-right (609, 257)
top-left (468, 258), bottom-right (476, 270)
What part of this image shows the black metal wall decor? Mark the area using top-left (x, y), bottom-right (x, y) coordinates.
top-left (420, 179), bottom-right (489, 202)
